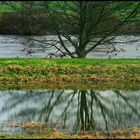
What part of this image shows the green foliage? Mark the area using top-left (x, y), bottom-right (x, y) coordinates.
top-left (0, 3), bottom-right (21, 12)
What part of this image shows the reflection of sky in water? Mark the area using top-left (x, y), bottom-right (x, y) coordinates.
top-left (0, 89), bottom-right (140, 135)
top-left (0, 35), bottom-right (140, 58)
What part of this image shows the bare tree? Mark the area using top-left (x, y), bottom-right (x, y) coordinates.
top-left (5, 1), bottom-right (140, 58)
top-left (40, 1), bottom-right (140, 58)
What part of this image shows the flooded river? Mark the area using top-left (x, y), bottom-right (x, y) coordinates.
top-left (0, 35), bottom-right (140, 137)
top-left (0, 35), bottom-right (140, 58)
top-left (0, 89), bottom-right (140, 135)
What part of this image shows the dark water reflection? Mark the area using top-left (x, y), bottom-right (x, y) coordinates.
top-left (0, 89), bottom-right (140, 135)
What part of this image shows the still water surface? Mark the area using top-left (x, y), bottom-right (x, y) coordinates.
top-left (0, 35), bottom-right (140, 58)
top-left (0, 89), bottom-right (140, 135)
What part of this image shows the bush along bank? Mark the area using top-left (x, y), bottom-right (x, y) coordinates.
top-left (0, 11), bottom-right (140, 35)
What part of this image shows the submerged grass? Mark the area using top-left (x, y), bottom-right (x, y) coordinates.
top-left (0, 122), bottom-right (140, 139)
top-left (0, 58), bottom-right (139, 90)
top-left (0, 127), bottom-right (140, 139)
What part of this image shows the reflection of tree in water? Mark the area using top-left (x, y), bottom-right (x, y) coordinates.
top-left (0, 89), bottom-right (140, 133)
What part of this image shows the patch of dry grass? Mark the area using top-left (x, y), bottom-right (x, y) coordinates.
top-left (0, 64), bottom-right (139, 90)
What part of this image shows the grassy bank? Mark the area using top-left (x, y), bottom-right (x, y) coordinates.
top-left (0, 58), bottom-right (139, 90)
top-left (0, 58), bottom-right (140, 66)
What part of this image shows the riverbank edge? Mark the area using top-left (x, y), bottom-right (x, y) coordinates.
top-left (0, 58), bottom-right (139, 90)
top-left (0, 127), bottom-right (140, 139)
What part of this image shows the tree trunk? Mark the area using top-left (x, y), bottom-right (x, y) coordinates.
top-left (78, 50), bottom-right (86, 58)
